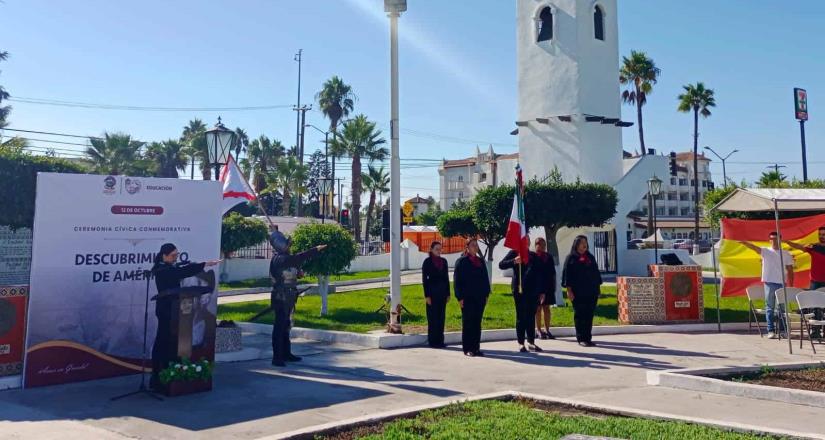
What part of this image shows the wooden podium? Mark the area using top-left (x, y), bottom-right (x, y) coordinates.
top-left (154, 286), bottom-right (212, 360)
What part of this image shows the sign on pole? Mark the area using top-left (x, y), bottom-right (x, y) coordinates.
top-left (795, 87), bottom-right (808, 121)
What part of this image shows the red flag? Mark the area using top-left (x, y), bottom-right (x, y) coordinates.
top-left (219, 154), bottom-right (257, 214)
top-left (504, 164), bottom-right (529, 263)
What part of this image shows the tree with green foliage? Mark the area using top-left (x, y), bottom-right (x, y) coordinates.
top-left (181, 118), bottom-right (209, 180)
top-left (233, 127), bottom-right (249, 159)
top-left (620, 50), bottom-right (660, 154)
top-left (220, 213), bottom-right (269, 257)
top-left (306, 149), bottom-right (331, 209)
top-left (242, 135), bottom-right (285, 193)
top-left (678, 82), bottom-right (716, 248)
top-left (269, 155), bottom-right (308, 216)
top-left (361, 164), bottom-right (389, 240)
top-left (757, 170), bottom-right (787, 188)
top-left (524, 179), bottom-right (618, 262)
top-left (290, 223), bottom-right (358, 315)
top-left (1, 149), bottom-right (86, 229)
top-left (329, 114), bottom-right (388, 242)
top-left (470, 185), bottom-right (514, 262)
top-left (145, 139), bottom-right (187, 178)
top-left (84, 132), bottom-right (148, 175)
top-left (0, 50), bottom-right (10, 128)
top-left (436, 205), bottom-right (478, 239)
top-left (416, 203), bottom-right (444, 226)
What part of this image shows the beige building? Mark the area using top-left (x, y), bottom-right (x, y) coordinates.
top-left (438, 145), bottom-right (519, 211)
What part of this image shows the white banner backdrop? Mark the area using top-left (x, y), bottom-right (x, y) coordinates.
top-left (24, 173), bottom-right (221, 388)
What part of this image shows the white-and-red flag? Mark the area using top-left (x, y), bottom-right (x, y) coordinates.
top-left (504, 164), bottom-right (529, 263)
top-left (219, 154), bottom-right (257, 214)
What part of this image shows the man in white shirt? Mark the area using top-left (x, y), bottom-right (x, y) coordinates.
top-left (740, 231), bottom-right (794, 339)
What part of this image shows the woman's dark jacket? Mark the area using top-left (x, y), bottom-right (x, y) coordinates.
top-left (453, 254), bottom-right (490, 302)
top-left (561, 251), bottom-right (602, 298)
top-left (153, 261), bottom-right (205, 294)
top-left (422, 256), bottom-right (450, 300)
top-left (499, 251), bottom-right (557, 298)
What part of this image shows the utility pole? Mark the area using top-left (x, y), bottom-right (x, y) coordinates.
top-left (767, 164), bottom-right (787, 175)
top-left (294, 105), bottom-right (311, 217)
top-left (294, 49), bottom-right (303, 156)
top-left (801, 119), bottom-right (808, 182)
top-left (385, 0), bottom-right (406, 333)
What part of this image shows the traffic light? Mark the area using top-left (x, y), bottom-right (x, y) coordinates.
top-left (381, 208), bottom-right (403, 243)
top-left (340, 209), bottom-right (350, 227)
top-left (382, 208), bottom-right (390, 242)
top-left (669, 151), bottom-right (678, 176)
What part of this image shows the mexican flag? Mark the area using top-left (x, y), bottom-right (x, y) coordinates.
top-left (504, 164), bottom-right (529, 263)
top-left (219, 154), bottom-right (257, 214)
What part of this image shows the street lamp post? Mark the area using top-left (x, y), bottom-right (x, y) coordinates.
top-left (385, 0), bottom-right (406, 333)
top-left (205, 117), bottom-right (235, 181)
top-left (648, 175), bottom-right (663, 265)
top-left (318, 178), bottom-right (333, 224)
top-left (703, 146), bottom-right (739, 188)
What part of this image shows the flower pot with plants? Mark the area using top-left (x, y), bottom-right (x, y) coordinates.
top-left (158, 358), bottom-right (213, 397)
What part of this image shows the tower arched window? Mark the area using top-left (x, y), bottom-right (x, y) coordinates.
top-left (537, 7), bottom-right (553, 42)
top-left (594, 5), bottom-right (605, 41)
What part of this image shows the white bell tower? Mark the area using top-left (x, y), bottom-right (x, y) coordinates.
top-left (516, 0), bottom-right (623, 185)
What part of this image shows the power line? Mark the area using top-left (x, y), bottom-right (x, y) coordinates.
top-left (8, 97), bottom-right (294, 112)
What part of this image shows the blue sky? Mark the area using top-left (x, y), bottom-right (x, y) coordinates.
top-left (1, 0), bottom-right (824, 202)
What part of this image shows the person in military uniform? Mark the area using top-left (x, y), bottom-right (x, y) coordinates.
top-left (268, 230), bottom-right (326, 367)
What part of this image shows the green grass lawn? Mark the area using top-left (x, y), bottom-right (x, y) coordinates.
top-left (217, 283), bottom-right (750, 334)
top-left (325, 399), bottom-right (771, 440)
top-left (218, 270), bottom-right (390, 290)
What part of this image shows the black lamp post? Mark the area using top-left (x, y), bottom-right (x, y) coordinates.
top-left (205, 117), bottom-right (235, 180)
top-left (648, 175), bottom-right (663, 265)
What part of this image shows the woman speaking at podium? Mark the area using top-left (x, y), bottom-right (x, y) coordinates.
top-left (149, 243), bottom-right (220, 389)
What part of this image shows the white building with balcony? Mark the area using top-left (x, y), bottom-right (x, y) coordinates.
top-left (438, 145), bottom-right (519, 211)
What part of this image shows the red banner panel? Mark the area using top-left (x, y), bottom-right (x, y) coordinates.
top-left (0, 285), bottom-right (28, 376)
top-left (664, 271), bottom-right (701, 321)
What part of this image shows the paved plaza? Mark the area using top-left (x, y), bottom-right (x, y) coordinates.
top-left (2, 330), bottom-right (825, 439)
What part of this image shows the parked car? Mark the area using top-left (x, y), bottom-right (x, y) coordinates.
top-left (696, 240), bottom-right (713, 253)
top-left (627, 239), bottom-right (643, 250)
top-left (673, 239), bottom-right (693, 250)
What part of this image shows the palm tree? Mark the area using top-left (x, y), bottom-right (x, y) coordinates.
top-left (316, 76), bottom-right (357, 215)
top-left (243, 135), bottom-right (285, 193)
top-left (757, 170), bottom-right (787, 188)
top-left (677, 82), bottom-right (716, 249)
top-left (0, 50), bottom-right (11, 128)
top-left (180, 119), bottom-right (209, 180)
top-left (329, 114), bottom-right (388, 241)
top-left (233, 127), bottom-right (249, 159)
top-left (361, 165), bottom-right (390, 241)
top-left (620, 50), bottom-right (660, 155)
top-left (269, 155), bottom-right (308, 216)
top-left (85, 132), bottom-right (145, 175)
top-left (146, 139), bottom-right (188, 178)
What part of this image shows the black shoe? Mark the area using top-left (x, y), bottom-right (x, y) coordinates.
top-left (528, 343), bottom-right (543, 352)
top-left (286, 354), bottom-right (302, 362)
top-left (430, 343), bottom-right (447, 349)
top-left (538, 330), bottom-right (548, 340)
top-left (475, 350), bottom-right (485, 357)
top-left (545, 331), bottom-right (556, 340)
top-left (584, 341), bottom-right (596, 347)
top-left (272, 359), bottom-right (286, 367)
top-left (464, 351), bottom-right (476, 357)
top-left (578, 342), bottom-right (589, 347)
top-left (519, 345), bottom-right (528, 353)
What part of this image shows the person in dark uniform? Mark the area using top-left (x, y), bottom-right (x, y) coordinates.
top-left (454, 238), bottom-right (490, 357)
top-left (562, 235), bottom-right (603, 347)
top-left (268, 230), bottom-right (327, 367)
top-left (532, 237), bottom-right (557, 340)
top-left (499, 245), bottom-right (544, 353)
top-left (150, 243), bottom-right (220, 389)
top-left (422, 241), bottom-right (450, 348)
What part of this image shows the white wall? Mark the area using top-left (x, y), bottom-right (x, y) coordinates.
top-left (517, 0), bottom-right (622, 185)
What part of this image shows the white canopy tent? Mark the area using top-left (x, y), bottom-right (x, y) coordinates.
top-left (713, 188), bottom-right (825, 354)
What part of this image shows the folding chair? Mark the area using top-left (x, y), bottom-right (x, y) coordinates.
top-left (775, 287), bottom-right (803, 341)
top-left (796, 291), bottom-right (825, 353)
top-left (745, 285), bottom-right (766, 337)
